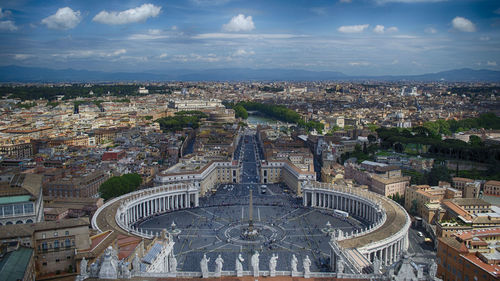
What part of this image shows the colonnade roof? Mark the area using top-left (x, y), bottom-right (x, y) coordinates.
top-left (339, 195), bottom-right (407, 249)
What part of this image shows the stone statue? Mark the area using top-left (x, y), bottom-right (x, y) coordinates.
top-left (235, 253), bottom-right (244, 277)
top-left (336, 257), bottom-right (344, 274)
top-left (291, 254), bottom-right (298, 273)
top-left (90, 263), bottom-right (99, 278)
top-left (269, 254), bottom-right (278, 277)
top-left (132, 254), bottom-right (140, 274)
top-left (251, 251), bottom-right (260, 277)
top-left (80, 257), bottom-right (88, 277)
top-left (200, 254), bottom-right (210, 278)
top-left (169, 252), bottom-right (177, 273)
top-left (303, 255), bottom-right (311, 278)
top-left (119, 260), bottom-right (131, 279)
top-left (215, 254), bottom-right (224, 277)
top-left (429, 261), bottom-right (437, 278)
top-left (373, 256), bottom-right (381, 274)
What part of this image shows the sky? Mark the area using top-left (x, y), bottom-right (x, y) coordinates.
top-left (0, 0), bottom-right (499, 76)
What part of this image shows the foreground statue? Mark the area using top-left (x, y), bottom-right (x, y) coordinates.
top-left (251, 251), bottom-right (260, 277)
top-left (303, 255), bottom-right (311, 278)
top-left (200, 254), bottom-right (210, 278)
top-left (291, 254), bottom-right (298, 274)
top-left (269, 254), bottom-right (278, 277)
top-left (215, 255), bottom-right (224, 277)
top-left (235, 253), bottom-right (244, 277)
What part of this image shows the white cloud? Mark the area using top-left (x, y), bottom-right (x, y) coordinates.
top-left (128, 29), bottom-right (170, 40)
top-left (373, 25), bottom-right (385, 34)
top-left (0, 20), bottom-right (17, 31)
top-left (425, 27), bottom-right (437, 34)
top-left (13, 54), bottom-right (33, 60)
top-left (376, 0), bottom-right (447, 3)
top-left (338, 24), bottom-right (369, 33)
top-left (42, 7), bottom-right (81, 30)
top-left (93, 4), bottom-right (161, 25)
top-left (51, 49), bottom-right (127, 59)
top-left (480, 36), bottom-right (490, 41)
top-left (349, 62), bottom-right (370, 66)
top-left (159, 53), bottom-right (168, 59)
top-left (487, 61), bottom-right (497, 66)
top-left (233, 49), bottom-right (255, 56)
top-left (222, 14), bottom-right (255, 32)
top-left (387, 26), bottom-right (398, 32)
top-left (373, 25), bottom-right (398, 34)
top-left (494, 8), bottom-right (500, 15)
top-left (193, 33), bottom-right (300, 39)
top-left (452, 16), bottom-right (476, 32)
top-left (391, 59), bottom-right (399, 64)
top-left (340, 0), bottom-right (352, 3)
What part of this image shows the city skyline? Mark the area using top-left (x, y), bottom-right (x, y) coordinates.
top-left (0, 0), bottom-right (499, 76)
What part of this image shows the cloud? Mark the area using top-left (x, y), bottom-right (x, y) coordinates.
top-left (193, 33), bottom-right (300, 39)
top-left (42, 7), bottom-right (81, 30)
top-left (487, 61), bottom-right (497, 66)
top-left (339, 0), bottom-right (352, 3)
top-left (391, 59), bottom-right (399, 64)
top-left (159, 53), bottom-right (168, 59)
top-left (452, 16), bottom-right (476, 32)
top-left (13, 54), bottom-right (33, 60)
top-left (233, 48), bottom-right (255, 56)
top-left (0, 20), bottom-right (17, 31)
top-left (51, 49), bottom-right (127, 59)
top-left (129, 28), bottom-right (170, 40)
top-left (338, 24), bottom-right (369, 33)
top-left (373, 25), bottom-right (398, 34)
top-left (373, 25), bottom-right (385, 34)
top-left (495, 8), bottom-right (500, 15)
top-left (425, 27), bottom-right (437, 34)
top-left (93, 4), bottom-right (161, 25)
top-left (480, 36), bottom-right (490, 41)
top-left (310, 7), bottom-right (327, 15)
top-left (222, 14), bottom-right (255, 32)
top-left (349, 62), bottom-right (370, 66)
top-left (375, 0), bottom-right (447, 3)
top-left (190, 0), bottom-right (231, 5)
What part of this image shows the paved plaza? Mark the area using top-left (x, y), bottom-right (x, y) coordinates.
top-left (137, 132), bottom-right (368, 272)
top-left (138, 184), bottom-right (367, 272)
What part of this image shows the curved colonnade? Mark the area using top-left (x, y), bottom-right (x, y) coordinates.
top-left (302, 181), bottom-right (410, 270)
top-left (92, 183), bottom-right (199, 239)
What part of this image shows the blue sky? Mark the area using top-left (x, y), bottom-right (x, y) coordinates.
top-left (0, 0), bottom-right (499, 75)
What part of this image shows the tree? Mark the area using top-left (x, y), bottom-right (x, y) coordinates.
top-left (367, 134), bottom-right (377, 143)
top-left (99, 173), bottom-right (142, 200)
top-left (394, 142), bottom-right (404, 153)
top-left (410, 199), bottom-right (418, 216)
top-left (468, 135), bottom-right (483, 147)
top-left (427, 163), bottom-right (451, 186)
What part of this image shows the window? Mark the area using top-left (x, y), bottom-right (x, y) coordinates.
top-left (65, 231), bottom-right (69, 236)
top-left (42, 233), bottom-right (46, 239)
top-left (65, 239), bottom-right (71, 248)
top-left (55, 259), bottom-right (60, 263)
top-left (54, 232), bottom-right (58, 237)
top-left (42, 242), bottom-right (48, 251)
top-left (54, 240), bottom-right (59, 249)
top-left (67, 256), bottom-right (71, 260)
top-left (14, 204), bottom-right (23, 214)
top-left (42, 262), bottom-right (47, 266)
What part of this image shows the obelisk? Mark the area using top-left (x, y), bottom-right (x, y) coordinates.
top-left (249, 189), bottom-right (253, 230)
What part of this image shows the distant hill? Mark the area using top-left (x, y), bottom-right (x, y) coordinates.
top-left (0, 65), bottom-right (498, 82)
